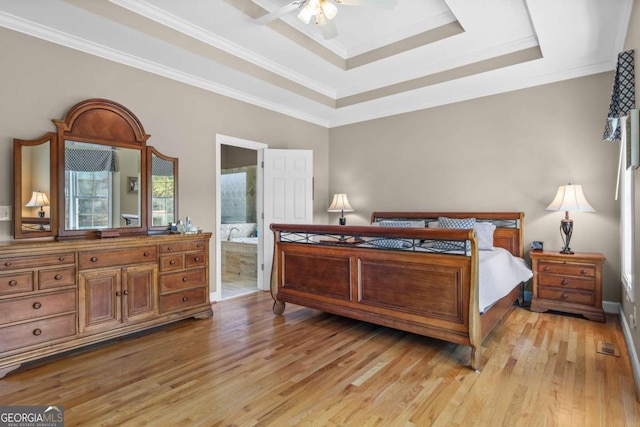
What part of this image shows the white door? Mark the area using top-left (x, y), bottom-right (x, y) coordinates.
top-left (262, 149), bottom-right (313, 290)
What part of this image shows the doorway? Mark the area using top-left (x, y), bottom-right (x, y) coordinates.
top-left (215, 135), bottom-right (267, 302)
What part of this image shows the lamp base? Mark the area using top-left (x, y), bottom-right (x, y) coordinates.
top-left (339, 217), bottom-right (346, 226)
top-left (559, 215), bottom-right (574, 255)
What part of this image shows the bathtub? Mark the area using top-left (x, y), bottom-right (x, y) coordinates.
top-left (228, 237), bottom-right (258, 244)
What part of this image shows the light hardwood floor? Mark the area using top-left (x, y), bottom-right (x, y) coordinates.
top-left (1, 291), bottom-right (638, 426)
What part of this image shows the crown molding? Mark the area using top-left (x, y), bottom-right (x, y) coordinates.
top-left (0, 10), bottom-right (330, 127)
top-left (110, 0), bottom-right (337, 98)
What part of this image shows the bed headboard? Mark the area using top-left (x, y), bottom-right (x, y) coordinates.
top-left (370, 212), bottom-right (525, 258)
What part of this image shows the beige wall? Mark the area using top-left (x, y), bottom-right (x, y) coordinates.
top-left (622, 0), bottom-right (640, 387)
top-left (329, 73), bottom-right (621, 303)
top-left (0, 28), bottom-right (330, 242)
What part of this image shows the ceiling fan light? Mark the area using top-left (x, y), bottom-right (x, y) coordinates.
top-left (321, 1), bottom-right (337, 20)
top-left (297, 6), bottom-right (314, 24)
top-left (315, 9), bottom-right (328, 26)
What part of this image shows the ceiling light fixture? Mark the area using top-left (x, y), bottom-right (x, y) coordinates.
top-left (298, 0), bottom-right (338, 26)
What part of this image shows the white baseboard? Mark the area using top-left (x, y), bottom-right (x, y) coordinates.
top-left (618, 303), bottom-right (640, 397)
top-left (603, 300), bottom-right (620, 314)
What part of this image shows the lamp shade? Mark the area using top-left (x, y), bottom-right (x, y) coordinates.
top-left (327, 193), bottom-right (354, 213)
top-left (25, 191), bottom-right (50, 208)
top-left (546, 184), bottom-right (594, 212)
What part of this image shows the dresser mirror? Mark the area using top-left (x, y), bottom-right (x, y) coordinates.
top-left (64, 140), bottom-right (142, 231)
top-left (13, 132), bottom-right (57, 239)
top-left (13, 98), bottom-right (178, 239)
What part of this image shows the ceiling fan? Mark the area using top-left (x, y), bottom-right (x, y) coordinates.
top-left (255, 0), bottom-right (397, 40)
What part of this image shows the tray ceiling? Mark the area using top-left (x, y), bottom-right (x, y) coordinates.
top-left (0, 0), bottom-right (633, 127)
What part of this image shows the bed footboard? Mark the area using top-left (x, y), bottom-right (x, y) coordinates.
top-left (270, 223), bottom-right (482, 369)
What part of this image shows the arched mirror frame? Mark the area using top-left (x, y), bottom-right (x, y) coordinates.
top-left (147, 146), bottom-right (178, 234)
top-left (13, 132), bottom-right (58, 239)
top-left (54, 99), bottom-right (149, 239)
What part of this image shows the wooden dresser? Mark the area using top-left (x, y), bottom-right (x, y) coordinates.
top-left (529, 250), bottom-right (605, 322)
top-left (0, 233), bottom-right (212, 378)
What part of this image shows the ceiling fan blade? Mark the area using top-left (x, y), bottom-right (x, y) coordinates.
top-left (255, 1), bottom-right (305, 25)
top-left (335, 0), bottom-right (397, 9)
top-left (320, 19), bottom-right (338, 40)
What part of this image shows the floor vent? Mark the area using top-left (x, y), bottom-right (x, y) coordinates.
top-left (597, 341), bottom-right (620, 357)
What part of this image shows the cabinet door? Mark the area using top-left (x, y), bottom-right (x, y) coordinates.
top-left (123, 264), bottom-right (158, 323)
top-left (78, 268), bottom-right (122, 334)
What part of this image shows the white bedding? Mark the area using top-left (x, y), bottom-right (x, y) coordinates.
top-left (479, 247), bottom-right (532, 313)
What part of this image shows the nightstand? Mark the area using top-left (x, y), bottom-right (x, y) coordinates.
top-left (530, 250), bottom-right (605, 322)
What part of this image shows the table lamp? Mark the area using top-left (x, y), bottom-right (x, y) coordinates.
top-left (546, 184), bottom-right (594, 254)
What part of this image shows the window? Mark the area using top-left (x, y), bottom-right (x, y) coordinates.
top-left (65, 170), bottom-right (112, 229)
top-left (151, 174), bottom-right (175, 225)
top-left (621, 119), bottom-right (635, 301)
top-left (221, 171), bottom-right (247, 223)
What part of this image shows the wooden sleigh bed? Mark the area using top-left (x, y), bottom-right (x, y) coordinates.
top-left (270, 212), bottom-right (530, 370)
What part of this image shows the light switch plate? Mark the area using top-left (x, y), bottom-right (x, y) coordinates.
top-left (0, 206), bottom-right (11, 221)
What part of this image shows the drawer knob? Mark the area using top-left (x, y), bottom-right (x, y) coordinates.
top-left (167, 246), bottom-right (173, 251)
top-left (123, 290), bottom-right (129, 296)
top-left (561, 279), bottom-right (568, 286)
top-left (116, 291), bottom-right (122, 296)
top-left (55, 274), bottom-right (63, 280)
top-left (91, 257), bottom-right (98, 263)
top-left (581, 269), bottom-right (587, 275)
top-left (182, 277), bottom-right (188, 282)
top-left (562, 293), bottom-right (569, 299)
top-left (194, 257), bottom-right (201, 262)
top-left (8, 280), bottom-right (17, 286)
top-left (58, 257), bottom-right (65, 262)
top-left (169, 260), bottom-right (176, 265)
top-left (33, 302), bottom-right (42, 309)
top-left (33, 328), bottom-right (42, 336)
top-left (543, 266), bottom-right (550, 272)
top-left (197, 243), bottom-right (202, 248)
top-left (4, 262), bottom-right (11, 267)
top-left (182, 296), bottom-right (189, 302)
top-left (144, 251), bottom-right (150, 257)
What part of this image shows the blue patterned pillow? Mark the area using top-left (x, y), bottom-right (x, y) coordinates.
top-left (433, 217), bottom-right (476, 252)
top-left (372, 221), bottom-right (413, 249)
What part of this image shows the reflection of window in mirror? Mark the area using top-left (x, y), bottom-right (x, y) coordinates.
top-left (64, 140), bottom-right (141, 230)
top-left (151, 154), bottom-right (175, 226)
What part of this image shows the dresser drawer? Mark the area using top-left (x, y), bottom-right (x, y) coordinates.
top-left (39, 267), bottom-right (76, 290)
top-left (159, 254), bottom-right (184, 272)
top-left (537, 261), bottom-right (595, 277)
top-left (160, 269), bottom-right (206, 293)
top-left (159, 240), bottom-right (206, 254)
top-left (0, 253), bottom-right (75, 271)
top-left (160, 287), bottom-right (206, 313)
top-left (186, 252), bottom-right (206, 268)
top-left (0, 291), bottom-right (76, 324)
top-left (79, 246), bottom-right (157, 269)
top-left (0, 313), bottom-right (76, 353)
top-left (0, 272), bottom-right (34, 296)
top-left (537, 274), bottom-right (595, 292)
top-left (538, 287), bottom-right (595, 306)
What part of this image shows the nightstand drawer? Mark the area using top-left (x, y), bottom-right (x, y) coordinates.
top-left (537, 274), bottom-right (595, 291)
top-left (538, 288), bottom-right (595, 306)
top-left (537, 262), bottom-right (595, 277)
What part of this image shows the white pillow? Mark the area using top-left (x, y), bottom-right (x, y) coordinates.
top-left (474, 222), bottom-right (496, 251)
